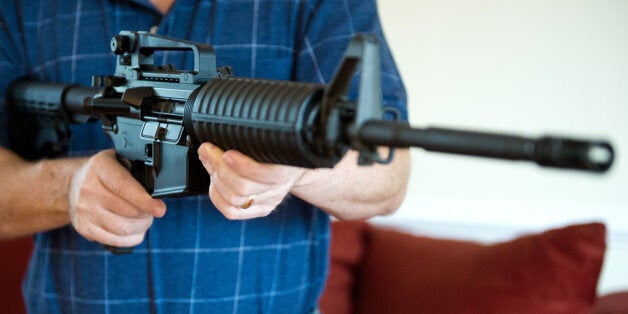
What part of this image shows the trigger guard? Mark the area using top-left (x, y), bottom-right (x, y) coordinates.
top-left (375, 147), bottom-right (396, 164)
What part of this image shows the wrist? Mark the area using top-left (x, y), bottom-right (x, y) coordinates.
top-left (34, 158), bottom-right (85, 214)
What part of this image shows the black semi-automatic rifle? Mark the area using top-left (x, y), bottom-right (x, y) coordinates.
top-left (8, 31), bottom-right (614, 198)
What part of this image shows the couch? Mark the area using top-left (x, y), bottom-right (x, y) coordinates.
top-left (2, 221), bottom-right (627, 313)
top-left (0, 236), bottom-right (32, 314)
top-left (319, 220), bottom-right (628, 314)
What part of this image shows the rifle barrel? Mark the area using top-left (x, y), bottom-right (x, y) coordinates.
top-left (359, 120), bottom-right (613, 173)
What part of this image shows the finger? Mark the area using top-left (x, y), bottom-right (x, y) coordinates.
top-left (221, 149), bottom-right (302, 185)
top-left (75, 201), bottom-right (154, 237)
top-left (96, 150), bottom-right (167, 217)
top-left (208, 183), bottom-right (273, 220)
top-left (211, 174), bottom-right (293, 211)
top-left (198, 142), bottom-right (224, 175)
top-left (200, 143), bottom-right (304, 188)
top-left (80, 218), bottom-right (148, 248)
top-left (218, 151), bottom-right (305, 205)
top-left (95, 206), bottom-right (154, 237)
top-left (75, 181), bottom-right (153, 219)
top-left (210, 163), bottom-right (266, 204)
top-left (199, 143), bottom-right (269, 198)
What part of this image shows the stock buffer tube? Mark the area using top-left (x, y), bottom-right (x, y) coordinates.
top-left (358, 120), bottom-right (614, 173)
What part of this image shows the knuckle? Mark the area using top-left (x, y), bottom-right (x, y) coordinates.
top-left (110, 236), bottom-right (134, 248)
top-left (113, 223), bottom-right (135, 237)
top-left (115, 217), bottom-right (152, 236)
top-left (88, 152), bottom-right (110, 171)
top-left (71, 213), bottom-right (87, 230)
top-left (222, 206), bottom-right (247, 221)
top-left (259, 207), bottom-right (274, 218)
top-left (129, 233), bottom-right (146, 246)
top-left (212, 186), bottom-right (242, 207)
top-left (115, 203), bottom-right (142, 218)
top-left (139, 216), bottom-right (154, 230)
top-left (236, 180), bottom-right (257, 196)
top-left (222, 209), bottom-right (239, 221)
top-left (225, 193), bottom-right (243, 206)
top-left (108, 174), bottom-right (130, 195)
top-left (108, 231), bottom-right (145, 248)
top-left (77, 222), bottom-right (97, 242)
top-left (72, 201), bottom-right (87, 216)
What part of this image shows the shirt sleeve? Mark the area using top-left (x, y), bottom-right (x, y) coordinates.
top-left (295, 0), bottom-right (408, 121)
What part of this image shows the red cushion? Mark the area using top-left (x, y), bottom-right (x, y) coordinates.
top-left (0, 237), bottom-right (33, 314)
top-left (318, 220), bottom-right (370, 314)
top-left (594, 292), bottom-right (628, 313)
top-left (355, 222), bottom-right (606, 314)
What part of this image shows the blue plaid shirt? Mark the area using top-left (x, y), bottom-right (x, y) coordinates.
top-left (0, 0), bottom-right (406, 313)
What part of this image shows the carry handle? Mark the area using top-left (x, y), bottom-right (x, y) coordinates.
top-left (110, 30), bottom-right (218, 83)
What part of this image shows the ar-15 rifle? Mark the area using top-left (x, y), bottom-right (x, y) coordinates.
top-left (8, 31), bottom-right (614, 200)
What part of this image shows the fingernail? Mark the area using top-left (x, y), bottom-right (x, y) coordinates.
top-left (198, 143), bottom-right (212, 162)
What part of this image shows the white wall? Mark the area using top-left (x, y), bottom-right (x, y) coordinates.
top-left (375, 0), bottom-right (628, 295)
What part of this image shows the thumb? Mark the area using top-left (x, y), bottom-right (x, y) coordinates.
top-left (198, 142), bottom-right (225, 175)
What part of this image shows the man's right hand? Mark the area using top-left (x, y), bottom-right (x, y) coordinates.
top-left (68, 150), bottom-right (167, 248)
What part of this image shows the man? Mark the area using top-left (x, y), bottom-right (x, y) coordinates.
top-left (0, 0), bottom-right (409, 312)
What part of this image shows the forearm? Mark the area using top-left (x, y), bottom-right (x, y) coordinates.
top-left (0, 147), bottom-right (81, 239)
top-left (291, 148), bottom-right (411, 220)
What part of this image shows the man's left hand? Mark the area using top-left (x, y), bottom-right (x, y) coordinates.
top-left (198, 142), bottom-right (306, 220)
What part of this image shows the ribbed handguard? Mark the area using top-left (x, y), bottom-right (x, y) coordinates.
top-left (186, 77), bottom-right (339, 168)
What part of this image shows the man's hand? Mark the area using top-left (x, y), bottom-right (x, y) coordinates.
top-left (198, 143), bottom-right (306, 220)
top-left (68, 150), bottom-right (167, 248)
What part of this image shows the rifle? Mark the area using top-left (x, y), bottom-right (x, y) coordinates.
top-left (8, 31), bottom-right (614, 200)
